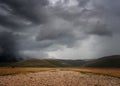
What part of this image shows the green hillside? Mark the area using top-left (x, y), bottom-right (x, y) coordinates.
top-left (11, 59), bottom-right (56, 67)
top-left (61, 60), bottom-right (86, 67)
top-left (83, 55), bottom-right (120, 68)
top-left (9, 59), bottom-right (73, 67)
top-left (0, 55), bottom-right (120, 68)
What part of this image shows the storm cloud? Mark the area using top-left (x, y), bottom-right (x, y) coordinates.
top-left (0, 0), bottom-right (48, 23)
top-left (0, 32), bottom-right (18, 62)
top-left (0, 0), bottom-right (120, 61)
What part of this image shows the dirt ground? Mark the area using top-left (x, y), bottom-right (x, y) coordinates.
top-left (0, 71), bottom-right (120, 86)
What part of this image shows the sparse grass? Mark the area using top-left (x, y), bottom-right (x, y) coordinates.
top-left (0, 67), bottom-right (120, 78)
top-left (66, 68), bottom-right (120, 78)
top-left (0, 67), bottom-right (57, 76)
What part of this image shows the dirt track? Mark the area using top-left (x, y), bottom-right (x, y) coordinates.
top-left (0, 71), bottom-right (120, 86)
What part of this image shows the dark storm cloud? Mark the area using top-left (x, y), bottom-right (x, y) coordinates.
top-left (0, 14), bottom-right (29, 29)
top-left (19, 39), bottom-right (53, 51)
top-left (0, 32), bottom-right (18, 62)
top-left (0, 0), bottom-right (49, 31)
top-left (0, 0), bottom-right (49, 61)
top-left (0, 0), bottom-right (120, 60)
top-left (0, 0), bottom-right (48, 23)
top-left (0, 4), bottom-right (25, 29)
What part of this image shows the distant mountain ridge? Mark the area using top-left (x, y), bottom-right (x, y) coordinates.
top-left (0, 55), bottom-right (120, 68)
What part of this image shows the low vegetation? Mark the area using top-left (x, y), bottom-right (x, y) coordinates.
top-left (66, 68), bottom-right (120, 78)
top-left (0, 67), bottom-right (56, 75)
top-left (0, 55), bottom-right (120, 78)
top-left (0, 55), bottom-right (120, 68)
top-left (0, 67), bottom-right (120, 78)
top-left (83, 55), bottom-right (120, 68)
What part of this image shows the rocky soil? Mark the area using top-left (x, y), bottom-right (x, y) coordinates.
top-left (0, 71), bottom-right (120, 86)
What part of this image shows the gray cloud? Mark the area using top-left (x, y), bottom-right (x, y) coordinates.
top-left (77, 0), bottom-right (90, 7)
top-left (0, 0), bottom-right (48, 23)
top-left (85, 21), bottom-right (113, 36)
top-left (0, 32), bottom-right (19, 62)
top-left (36, 18), bottom-right (79, 47)
top-left (0, 0), bottom-right (120, 60)
top-left (0, 0), bottom-right (49, 30)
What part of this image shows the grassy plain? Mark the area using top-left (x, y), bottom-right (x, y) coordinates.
top-left (0, 67), bottom-right (120, 78)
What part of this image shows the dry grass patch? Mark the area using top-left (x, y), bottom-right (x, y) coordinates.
top-left (66, 68), bottom-right (120, 78)
top-left (0, 67), bottom-right (120, 78)
top-left (0, 67), bottom-right (56, 75)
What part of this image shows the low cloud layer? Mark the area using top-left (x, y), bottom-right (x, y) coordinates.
top-left (0, 0), bottom-right (120, 61)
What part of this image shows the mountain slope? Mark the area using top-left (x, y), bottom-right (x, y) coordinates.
top-left (61, 60), bottom-right (86, 67)
top-left (12, 59), bottom-right (56, 67)
top-left (0, 55), bottom-right (120, 68)
top-left (8, 59), bottom-right (74, 67)
top-left (83, 55), bottom-right (120, 68)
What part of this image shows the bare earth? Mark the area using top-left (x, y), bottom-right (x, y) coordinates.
top-left (0, 71), bottom-right (120, 86)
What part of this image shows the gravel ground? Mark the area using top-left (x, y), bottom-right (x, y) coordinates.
top-left (0, 71), bottom-right (120, 86)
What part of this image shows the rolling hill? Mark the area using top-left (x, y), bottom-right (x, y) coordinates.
top-left (0, 59), bottom-right (85, 67)
top-left (0, 55), bottom-right (120, 68)
top-left (83, 55), bottom-right (120, 68)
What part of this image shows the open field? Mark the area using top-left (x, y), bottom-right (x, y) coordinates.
top-left (0, 68), bottom-right (120, 86)
top-left (64, 68), bottom-right (120, 78)
top-left (0, 67), bottom-right (120, 78)
top-left (0, 67), bottom-right (57, 75)
top-left (0, 70), bottom-right (120, 86)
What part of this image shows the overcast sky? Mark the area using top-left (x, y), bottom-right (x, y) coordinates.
top-left (0, 0), bottom-right (120, 59)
